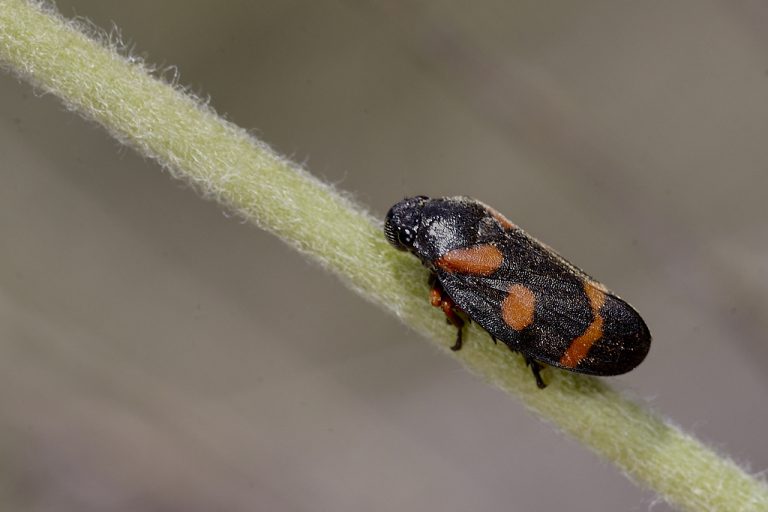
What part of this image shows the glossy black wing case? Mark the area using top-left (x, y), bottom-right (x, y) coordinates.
top-left (425, 197), bottom-right (651, 375)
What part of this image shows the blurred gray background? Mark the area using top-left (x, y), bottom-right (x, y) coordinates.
top-left (1, 1), bottom-right (767, 510)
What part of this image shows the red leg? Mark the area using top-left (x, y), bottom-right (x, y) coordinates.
top-left (429, 277), bottom-right (465, 350)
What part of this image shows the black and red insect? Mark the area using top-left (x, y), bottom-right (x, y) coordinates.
top-left (384, 196), bottom-right (651, 388)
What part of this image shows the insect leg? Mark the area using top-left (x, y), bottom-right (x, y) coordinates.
top-left (428, 275), bottom-right (465, 351)
top-left (444, 305), bottom-right (465, 351)
top-left (524, 355), bottom-right (547, 389)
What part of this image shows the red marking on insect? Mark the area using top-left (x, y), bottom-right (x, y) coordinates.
top-left (436, 244), bottom-right (503, 276)
top-left (502, 284), bottom-right (536, 331)
top-left (559, 284), bottom-right (606, 368)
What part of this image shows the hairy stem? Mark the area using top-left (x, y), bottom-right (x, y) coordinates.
top-left (1, 2), bottom-right (765, 510)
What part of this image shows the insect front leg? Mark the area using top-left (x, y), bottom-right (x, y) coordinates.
top-left (428, 274), bottom-right (465, 351)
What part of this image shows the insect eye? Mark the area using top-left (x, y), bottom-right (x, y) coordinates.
top-left (397, 227), bottom-right (415, 247)
top-left (384, 197), bottom-right (426, 251)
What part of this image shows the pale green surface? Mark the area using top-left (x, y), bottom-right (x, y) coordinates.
top-left (0, 1), bottom-right (766, 510)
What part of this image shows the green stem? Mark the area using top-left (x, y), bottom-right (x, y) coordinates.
top-left (1, 2), bottom-right (765, 510)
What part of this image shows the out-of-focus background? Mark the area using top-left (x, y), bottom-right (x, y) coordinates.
top-left (1, 1), bottom-right (767, 510)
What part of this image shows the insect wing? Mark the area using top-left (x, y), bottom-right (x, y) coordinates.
top-left (435, 229), bottom-right (651, 375)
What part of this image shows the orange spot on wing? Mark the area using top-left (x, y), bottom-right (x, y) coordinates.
top-left (586, 278), bottom-right (609, 294)
top-left (474, 200), bottom-right (517, 229)
top-left (502, 284), bottom-right (536, 330)
top-left (486, 206), bottom-right (517, 230)
top-left (436, 245), bottom-right (503, 276)
top-left (559, 284), bottom-right (606, 368)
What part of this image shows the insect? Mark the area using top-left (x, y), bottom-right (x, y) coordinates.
top-left (384, 196), bottom-right (651, 388)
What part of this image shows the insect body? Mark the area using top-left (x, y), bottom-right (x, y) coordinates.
top-left (384, 196), bottom-right (651, 388)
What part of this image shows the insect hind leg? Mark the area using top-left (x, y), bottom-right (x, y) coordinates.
top-left (524, 355), bottom-right (547, 389)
